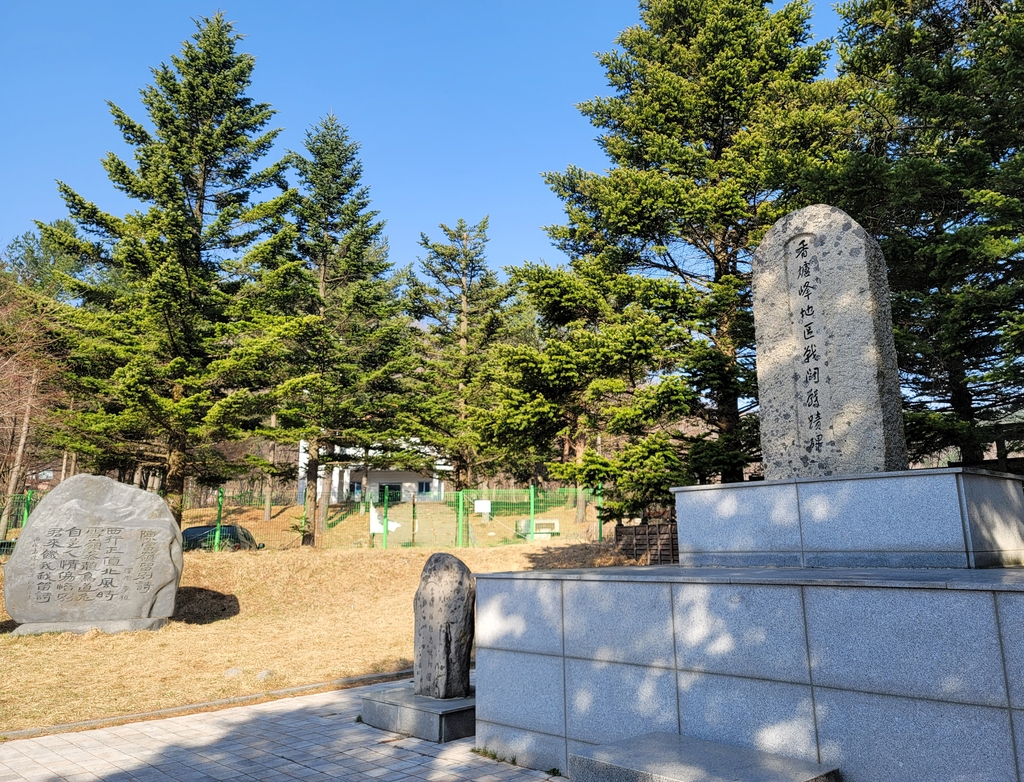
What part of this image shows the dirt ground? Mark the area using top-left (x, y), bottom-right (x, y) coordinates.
top-left (0, 541), bottom-right (635, 734)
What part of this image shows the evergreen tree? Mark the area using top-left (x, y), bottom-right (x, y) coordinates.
top-left (2, 220), bottom-right (84, 300)
top-left (275, 116), bottom-right (418, 544)
top-left (544, 0), bottom-right (841, 481)
top-left (41, 14), bottom-right (293, 521)
top-left (490, 258), bottom-right (695, 519)
top-left (410, 218), bottom-right (517, 489)
top-left (813, 0), bottom-right (1024, 463)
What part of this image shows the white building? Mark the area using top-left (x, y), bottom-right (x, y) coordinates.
top-left (296, 440), bottom-right (449, 505)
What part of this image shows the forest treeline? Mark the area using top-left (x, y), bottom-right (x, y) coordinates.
top-left (3, 0), bottom-right (1024, 536)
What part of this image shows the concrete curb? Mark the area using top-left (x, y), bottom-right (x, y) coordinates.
top-left (0, 668), bottom-right (415, 742)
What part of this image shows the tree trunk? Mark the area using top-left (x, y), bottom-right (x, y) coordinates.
top-left (573, 432), bottom-right (587, 524)
top-left (164, 438), bottom-right (187, 527)
top-left (302, 437), bottom-right (319, 546)
top-left (715, 248), bottom-right (746, 484)
top-left (263, 412), bottom-right (276, 522)
top-left (718, 395), bottom-right (744, 483)
top-left (948, 363), bottom-right (984, 464)
top-left (0, 368), bottom-right (37, 540)
top-left (60, 450), bottom-right (68, 483)
top-left (316, 465), bottom-right (330, 544)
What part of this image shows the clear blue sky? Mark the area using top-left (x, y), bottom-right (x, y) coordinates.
top-left (0, 1), bottom-right (842, 274)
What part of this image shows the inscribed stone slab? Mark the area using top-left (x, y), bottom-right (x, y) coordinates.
top-left (752, 204), bottom-right (907, 479)
top-left (4, 475), bottom-right (183, 634)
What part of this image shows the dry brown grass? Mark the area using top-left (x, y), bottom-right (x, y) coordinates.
top-left (0, 541), bottom-right (636, 734)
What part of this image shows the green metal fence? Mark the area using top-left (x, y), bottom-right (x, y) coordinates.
top-left (1, 484), bottom-right (607, 556)
top-left (181, 485), bottom-right (606, 551)
top-left (181, 487), bottom-right (301, 550)
top-left (0, 490), bottom-right (45, 555)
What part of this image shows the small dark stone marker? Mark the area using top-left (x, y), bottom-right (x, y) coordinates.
top-left (413, 552), bottom-right (474, 699)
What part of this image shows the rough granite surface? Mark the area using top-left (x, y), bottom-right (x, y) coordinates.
top-left (414, 552), bottom-right (475, 698)
top-left (752, 204), bottom-right (907, 479)
top-left (4, 474), bottom-right (183, 634)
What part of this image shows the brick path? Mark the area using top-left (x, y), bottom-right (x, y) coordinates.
top-left (0, 681), bottom-right (558, 782)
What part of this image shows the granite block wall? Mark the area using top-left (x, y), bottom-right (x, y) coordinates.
top-left (674, 468), bottom-right (1024, 568)
top-left (475, 568), bottom-right (1024, 782)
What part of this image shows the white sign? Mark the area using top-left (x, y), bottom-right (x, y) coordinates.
top-left (368, 499), bottom-right (400, 533)
top-left (474, 500), bottom-right (491, 514)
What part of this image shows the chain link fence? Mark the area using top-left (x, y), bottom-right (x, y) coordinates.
top-left (0, 490), bottom-right (45, 555)
top-left (1, 484), bottom-right (608, 556)
top-left (181, 485), bottom-right (606, 551)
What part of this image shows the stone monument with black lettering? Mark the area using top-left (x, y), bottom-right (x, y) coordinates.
top-left (4, 474), bottom-right (183, 635)
top-left (473, 204), bottom-right (1024, 782)
top-left (752, 203), bottom-right (908, 479)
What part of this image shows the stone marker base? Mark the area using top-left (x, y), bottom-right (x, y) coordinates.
top-left (11, 618), bottom-right (169, 636)
top-left (361, 685), bottom-right (475, 743)
top-left (569, 731), bottom-right (840, 782)
top-left (673, 467), bottom-right (1024, 567)
top-left (476, 566), bottom-right (1024, 782)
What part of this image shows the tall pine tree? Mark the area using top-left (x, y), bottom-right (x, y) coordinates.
top-left (812, 0), bottom-right (1024, 463)
top-left (42, 14), bottom-right (293, 521)
top-left (410, 218), bottom-right (516, 489)
top-left (490, 257), bottom-right (696, 518)
top-left (276, 115), bottom-right (419, 544)
top-left (544, 0), bottom-right (842, 481)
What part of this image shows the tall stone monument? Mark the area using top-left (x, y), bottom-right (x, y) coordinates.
top-left (473, 203), bottom-right (1024, 782)
top-left (4, 474), bottom-right (183, 635)
top-left (752, 204), bottom-right (908, 479)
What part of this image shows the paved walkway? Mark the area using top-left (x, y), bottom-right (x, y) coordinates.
top-left (0, 681), bottom-right (558, 782)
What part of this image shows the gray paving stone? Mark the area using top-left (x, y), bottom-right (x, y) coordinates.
top-left (676, 482), bottom-right (802, 557)
top-left (675, 671), bottom-right (817, 762)
top-left (0, 682), bottom-right (557, 782)
top-left (996, 592), bottom-right (1024, 708)
top-left (569, 731), bottom-right (839, 782)
top-left (815, 688), bottom-right (1016, 782)
top-left (476, 577), bottom-right (566, 655)
top-left (475, 721), bottom-right (566, 776)
top-left (475, 648), bottom-right (564, 736)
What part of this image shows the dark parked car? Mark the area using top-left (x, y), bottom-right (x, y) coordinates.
top-left (181, 525), bottom-right (265, 551)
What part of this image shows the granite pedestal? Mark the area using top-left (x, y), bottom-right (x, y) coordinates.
top-left (569, 731), bottom-right (840, 782)
top-left (475, 565), bottom-right (1024, 782)
top-left (361, 685), bottom-right (475, 743)
top-left (674, 467), bottom-right (1024, 568)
